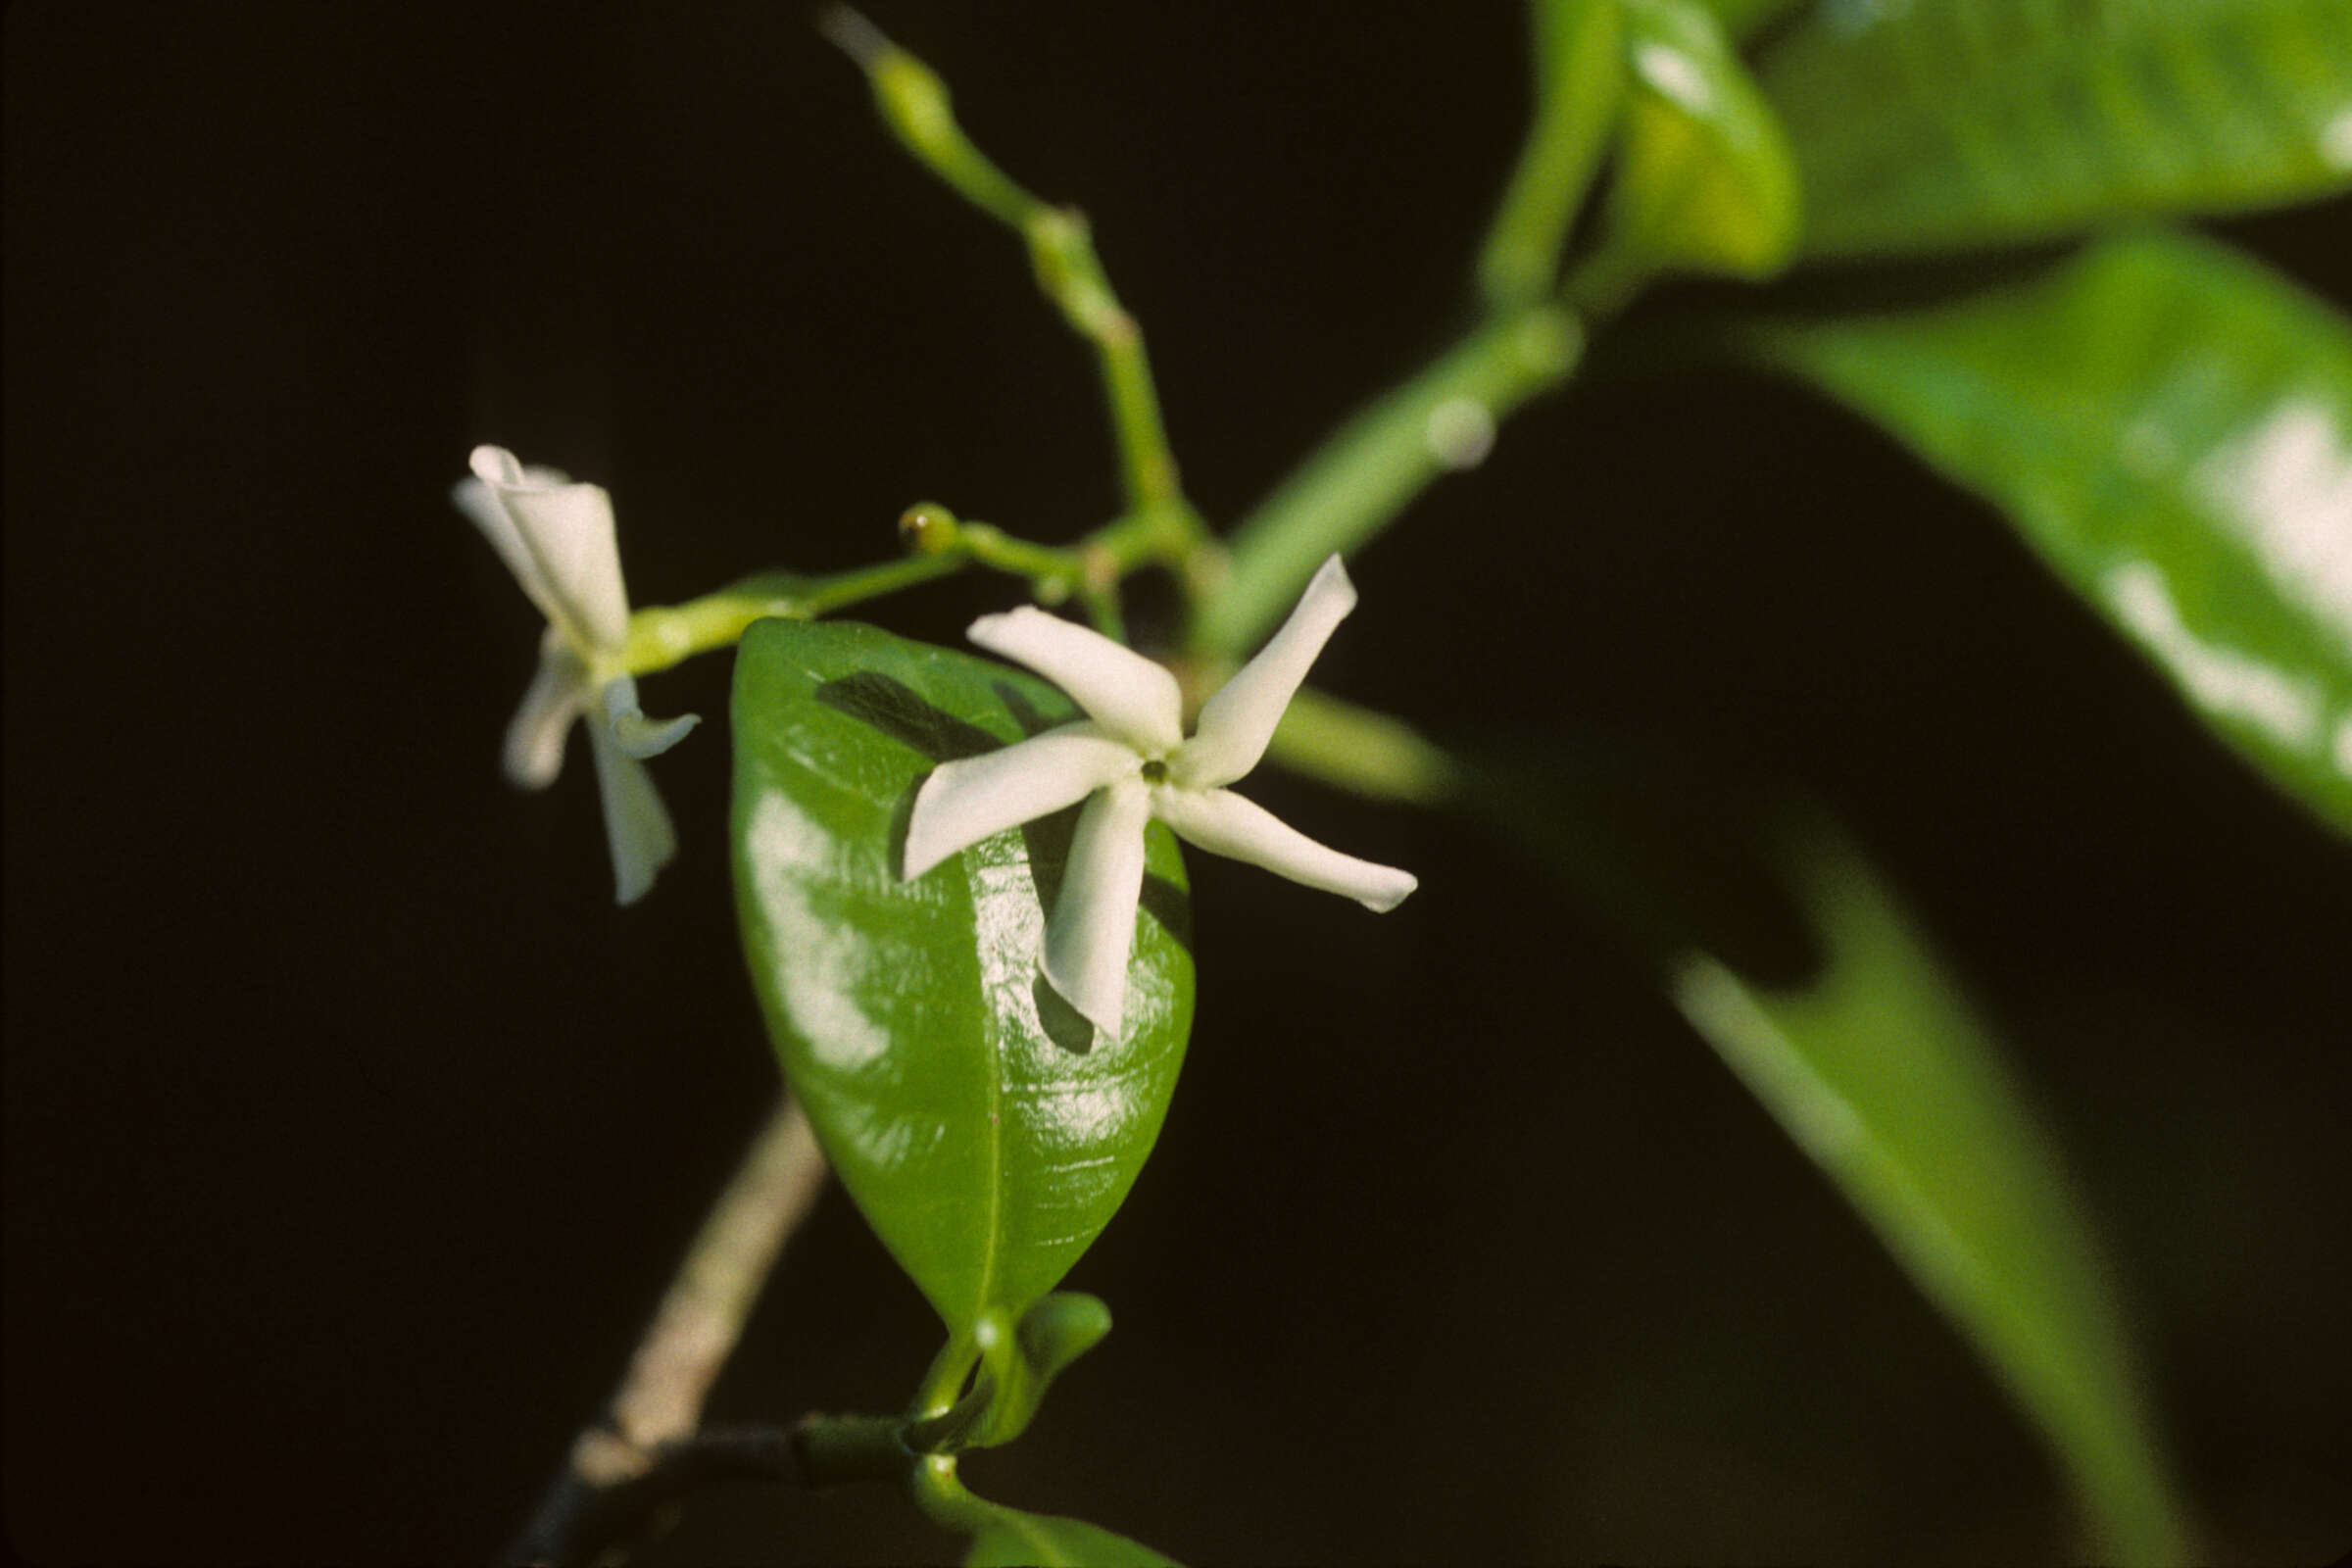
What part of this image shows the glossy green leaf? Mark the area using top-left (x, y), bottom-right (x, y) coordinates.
top-left (965, 1292), bottom-right (1114, 1449)
top-left (1674, 838), bottom-right (2188, 1565)
top-left (730, 618), bottom-right (1195, 1332)
top-left (1747, 230), bottom-right (2352, 837)
top-left (1756, 0), bottom-right (2352, 258)
top-left (1600, 0), bottom-right (1801, 280)
top-left (963, 1507), bottom-right (1180, 1568)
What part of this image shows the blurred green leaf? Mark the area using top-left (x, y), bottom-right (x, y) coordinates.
top-left (1755, 0), bottom-right (2352, 257)
top-left (731, 619), bottom-right (1195, 1332)
top-left (1266, 690), bottom-right (1817, 984)
top-left (1747, 230), bottom-right (2352, 838)
top-left (963, 1507), bottom-right (1180, 1568)
top-left (1461, 744), bottom-right (1819, 983)
top-left (1674, 837), bottom-right (2188, 1565)
top-left (964, 1292), bottom-right (1114, 1448)
top-left (1600, 0), bottom-right (1801, 280)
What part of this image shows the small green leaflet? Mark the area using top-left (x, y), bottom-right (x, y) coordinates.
top-left (1602, 0), bottom-right (1801, 280)
top-left (963, 1507), bottom-right (1181, 1568)
top-left (730, 618), bottom-right (1195, 1332)
top-left (961, 1292), bottom-right (1114, 1450)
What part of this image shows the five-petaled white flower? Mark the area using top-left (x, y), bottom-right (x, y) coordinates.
top-left (452, 445), bottom-right (699, 905)
top-left (904, 555), bottom-right (1416, 1036)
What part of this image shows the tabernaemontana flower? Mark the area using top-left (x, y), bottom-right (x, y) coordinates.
top-left (452, 445), bottom-right (698, 905)
top-left (905, 555), bottom-right (1416, 1036)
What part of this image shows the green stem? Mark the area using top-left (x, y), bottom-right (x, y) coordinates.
top-left (1264, 687), bottom-right (1464, 807)
top-left (1197, 302), bottom-right (1585, 658)
top-left (610, 491), bottom-right (1200, 691)
top-left (793, 1413), bottom-right (916, 1490)
top-left (911, 1330), bottom-right (982, 1421)
top-left (956, 521), bottom-right (1088, 595)
top-left (1477, 0), bottom-right (1627, 308)
top-left (1027, 208), bottom-right (1188, 513)
top-left (827, 10), bottom-right (1204, 531)
top-left (613, 554), bottom-right (964, 679)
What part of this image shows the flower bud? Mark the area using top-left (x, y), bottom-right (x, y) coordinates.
top-left (899, 502), bottom-right (962, 556)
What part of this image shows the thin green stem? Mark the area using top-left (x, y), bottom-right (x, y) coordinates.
top-left (608, 492), bottom-right (1195, 692)
top-left (826, 10), bottom-right (1203, 533)
top-left (1026, 208), bottom-right (1188, 513)
top-left (613, 553), bottom-right (965, 680)
top-left (796, 553), bottom-right (971, 619)
top-left (1196, 302), bottom-right (1585, 658)
top-left (956, 521), bottom-right (1087, 593)
top-left (1477, 0), bottom-right (1627, 308)
top-left (911, 1331), bottom-right (983, 1421)
top-left (1558, 236), bottom-right (1656, 322)
top-left (1264, 687), bottom-right (1465, 807)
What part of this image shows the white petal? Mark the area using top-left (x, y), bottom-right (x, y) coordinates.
top-left (503, 630), bottom-right (590, 788)
top-left (967, 607), bottom-right (1184, 756)
top-left (600, 677), bottom-right (701, 760)
top-left (903, 722), bottom-right (1139, 880)
top-left (1152, 785), bottom-right (1415, 911)
top-left (454, 473), bottom-right (563, 627)
top-left (1172, 554), bottom-right (1356, 789)
top-left (587, 719), bottom-right (679, 906)
top-left (1043, 778), bottom-right (1152, 1037)
top-left (469, 444), bottom-right (633, 653)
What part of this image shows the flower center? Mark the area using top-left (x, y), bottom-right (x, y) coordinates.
top-left (1139, 758), bottom-right (1168, 784)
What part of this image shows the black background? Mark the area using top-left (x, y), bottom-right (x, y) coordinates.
top-left (8, 3), bottom-right (2350, 1562)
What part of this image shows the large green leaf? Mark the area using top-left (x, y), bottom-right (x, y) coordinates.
top-left (1601, 0), bottom-right (1801, 280)
top-left (1748, 230), bottom-right (2352, 837)
top-left (730, 618), bottom-right (1195, 1332)
top-left (1675, 839), bottom-right (2188, 1564)
top-left (1755, 0), bottom-right (2352, 257)
top-left (963, 1507), bottom-right (1180, 1568)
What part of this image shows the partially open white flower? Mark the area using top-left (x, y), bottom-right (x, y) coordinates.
top-left (452, 445), bottom-right (698, 905)
top-left (905, 555), bottom-right (1416, 1035)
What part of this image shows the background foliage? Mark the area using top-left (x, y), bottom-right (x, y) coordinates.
top-left (7, 2), bottom-right (2349, 1561)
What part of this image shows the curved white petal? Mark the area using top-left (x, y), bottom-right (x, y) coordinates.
top-left (469, 444), bottom-right (633, 653)
top-left (503, 630), bottom-right (590, 788)
top-left (1042, 778), bottom-right (1152, 1038)
top-left (903, 722), bottom-right (1138, 880)
top-left (1152, 785), bottom-right (1415, 911)
top-left (967, 607), bottom-right (1183, 756)
top-left (601, 676), bottom-right (701, 760)
top-left (587, 719), bottom-right (679, 906)
top-left (1173, 554), bottom-right (1356, 789)
top-left (453, 472), bottom-right (559, 625)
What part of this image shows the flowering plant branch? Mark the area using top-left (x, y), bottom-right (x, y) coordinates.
top-left (460, 2), bottom-right (2352, 1560)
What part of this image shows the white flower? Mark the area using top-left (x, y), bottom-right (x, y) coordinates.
top-left (904, 555), bottom-right (1416, 1035)
top-left (452, 445), bottom-right (699, 905)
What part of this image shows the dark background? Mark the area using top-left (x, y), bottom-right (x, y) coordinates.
top-left (7, 3), bottom-right (2349, 1561)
